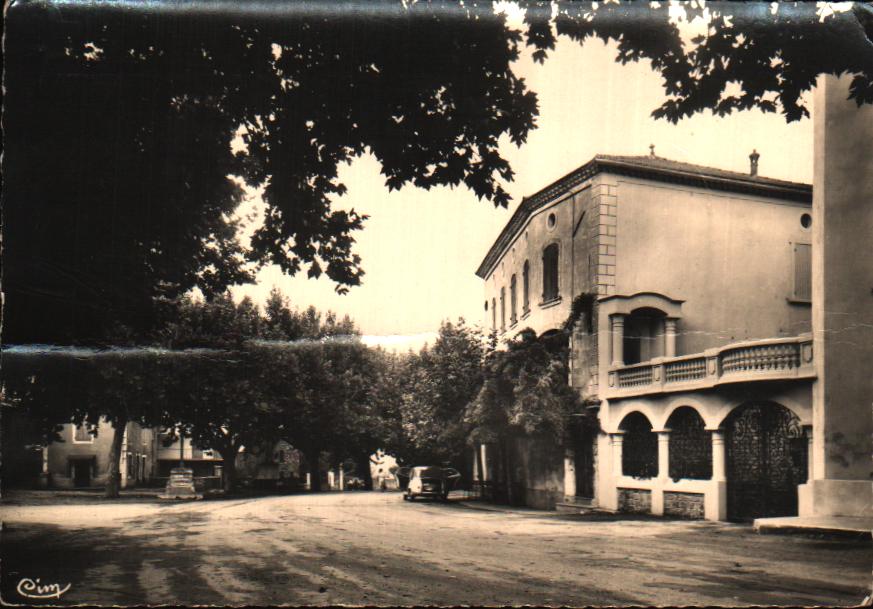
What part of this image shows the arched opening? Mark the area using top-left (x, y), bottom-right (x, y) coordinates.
top-left (619, 412), bottom-right (657, 479)
top-left (724, 401), bottom-right (807, 521)
top-left (666, 407), bottom-right (711, 481)
top-left (623, 307), bottom-right (666, 365)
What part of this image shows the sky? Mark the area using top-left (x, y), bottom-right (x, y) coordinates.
top-left (231, 11), bottom-right (814, 352)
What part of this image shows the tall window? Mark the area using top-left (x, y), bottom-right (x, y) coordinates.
top-left (491, 298), bottom-right (496, 330)
top-left (522, 260), bottom-right (530, 314)
top-left (510, 275), bottom-right (517, 325)
top-left (542, 243), bottom-right (560, 302)
top-left (792, 243), bottom-right (812, 302)
top-left (500, 287), bottom-right (506, 331)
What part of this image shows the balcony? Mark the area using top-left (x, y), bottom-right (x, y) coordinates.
top-left (605, 334), bottom-right (815, 399)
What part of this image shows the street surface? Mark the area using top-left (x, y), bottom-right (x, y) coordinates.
top-left (1, 491), bottom-right (870, 606)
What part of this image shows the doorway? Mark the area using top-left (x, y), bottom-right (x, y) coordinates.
top-left (725, 402), bottom-right (807, 521)
top-left (70, 459), bottom-right (92, 487)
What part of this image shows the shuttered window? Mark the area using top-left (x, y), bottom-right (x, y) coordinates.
top-left (793, 243), bottom-right (812, 301)
top-left (542, 243), bottom-right (560, 302)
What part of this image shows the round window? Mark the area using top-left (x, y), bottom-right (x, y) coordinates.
top-left (547, 213), bottom-right (556, 229)
top-left (800, 213), bottom-right (812, 229)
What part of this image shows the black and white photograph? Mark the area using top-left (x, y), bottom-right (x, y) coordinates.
top-left (2, 1), bottom-right (872, 606)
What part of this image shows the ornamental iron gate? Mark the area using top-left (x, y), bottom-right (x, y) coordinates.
top-left (725, 402), bottom-right (807, 521)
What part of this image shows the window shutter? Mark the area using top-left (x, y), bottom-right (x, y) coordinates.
top-left (794, 243), bottom-right (812, 301)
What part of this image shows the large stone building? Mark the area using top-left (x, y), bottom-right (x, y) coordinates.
top-left (475, 150), bottom-right (827, 520)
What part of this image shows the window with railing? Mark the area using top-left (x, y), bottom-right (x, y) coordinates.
top-left (620, 412), bottom-right (657, 479)
top-left (667, 407), bottom-right (712, 481)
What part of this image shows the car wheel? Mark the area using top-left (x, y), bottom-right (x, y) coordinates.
top-left (402, 493), bottom-right (409, 501)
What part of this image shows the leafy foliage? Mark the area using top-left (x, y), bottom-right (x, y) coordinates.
top-left (521, 1), bottom-right (873, 123)
top-left (465, 328), bottom-right (595, 446)
top-left (395, 320), bottom-right (487, 465)
top-left (4, 2), bottom-right (538, 344)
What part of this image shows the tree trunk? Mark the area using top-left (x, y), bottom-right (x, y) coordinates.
top-left (308, 450), bottom-right (322, 492)
top-left (501, 437), bottom-right (514, 506)
top-left (105, 415), bottom-right (129, 499)
top-left (221, 441), bottom-right (240, 493)
top-left (357, 453), bottom-right (373, 490)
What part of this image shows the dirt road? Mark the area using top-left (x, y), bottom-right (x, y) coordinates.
top-left (2, 492), bottom-right (870, 606)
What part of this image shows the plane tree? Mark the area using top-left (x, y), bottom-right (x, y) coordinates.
top-left (520, 1), bottom-right (873, 123)
top-left (3, 1), bottom-right (538, 345)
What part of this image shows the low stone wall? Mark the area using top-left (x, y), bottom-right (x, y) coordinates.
top-left (618, 488), bottom-right (651, 514)
top-left (663, 491), bottom-right (705, 519)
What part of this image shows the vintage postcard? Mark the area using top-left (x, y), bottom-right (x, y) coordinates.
top-left (2, 1), bottom-right (872, 606)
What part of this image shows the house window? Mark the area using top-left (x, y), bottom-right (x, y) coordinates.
top-left (510, 275), bottom-right (517, 325)
top-left (491, 298), bottom-right (496, 331)
top-left (542, 243), bottom-right (560, 302)
top-left (73, 422), bottom-right (97, 444)
top-left (500, 287), bottom-right (506, 331)
top-left (792, 243), bottom-right (812, 302)
top-left (522, 260), bottom-right (530, 314)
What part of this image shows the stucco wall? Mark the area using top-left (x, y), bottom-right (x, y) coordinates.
top-left (614, 178), bottom-right (812, 357)
top-left (809, 74), bottom-right (873, 502)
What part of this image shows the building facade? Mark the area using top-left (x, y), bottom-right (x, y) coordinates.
top-left (476, 152), bottom-right (824, 520)
top-left (40, 418), bottom-right (159, 489)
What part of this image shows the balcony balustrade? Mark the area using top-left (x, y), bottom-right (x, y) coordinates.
top-left (606, 335), bottom-right (814, 398)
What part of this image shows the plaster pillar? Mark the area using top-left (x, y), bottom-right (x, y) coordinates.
top-left (711, 430), bottom-right (726, 482)
top-left (706, 430), bottom-right (728, 521)
top-left (611, 315), bottom-right (625, 366)
top-left (563, 449), bottom-right (576, 498)
top-left (657, 431), bottom-right (671, 480)
top-left (809, 73), bottom-right (873, 516)
top-left (42, 446), bottom-right (49, 473)
top-left (805, 426), bottom-right (814, 482)
top-left (611, 432), bottom-right (624, 478)
top-left (339, 468), bottom-right (345, 491)
top-left (664, 318), bottom-right (678, 358)
top-left (651, 431), bottom-right (671, 516)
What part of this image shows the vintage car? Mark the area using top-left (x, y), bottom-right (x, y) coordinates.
top-left (402, 466), bottom-right (461, 501)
